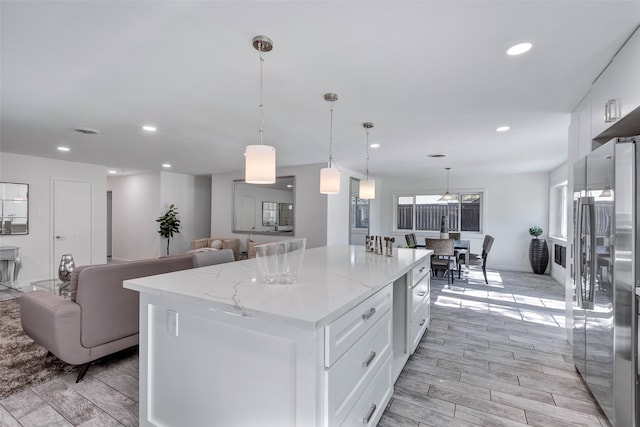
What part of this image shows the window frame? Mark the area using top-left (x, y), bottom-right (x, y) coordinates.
top-left (393, 190), bottom-right (485, 234)
top-left (549, 180), bottom-right (568, 240)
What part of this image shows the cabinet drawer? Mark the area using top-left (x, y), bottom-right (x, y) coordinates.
top-left (410, 275), bottom-right (430, 320)
top-left (326, 312), bottom-right (391, 426)
top-left (325, 285), bottom-right (392, 367)
top-left (411, 259), bottom-right (430, 287)
top-left (410, 298), bottom-right (430, 353)
top-left (341, 354), bottom-right (393, 427)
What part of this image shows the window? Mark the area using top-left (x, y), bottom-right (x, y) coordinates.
top-left (395, 192), bottom-right (483, 233)
top-left (550, 182), bottom-right (567, 239)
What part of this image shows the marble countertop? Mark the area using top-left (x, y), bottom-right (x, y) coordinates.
top-left (124, 245), bottom-right (431, 330)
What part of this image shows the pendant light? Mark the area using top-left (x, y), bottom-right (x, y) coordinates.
top-left (245, 35), bottom-right (276, 184)
top-left (320, 93), bottom-right (340, 194)
top-left (359, 122), bottom-right (375, 199)
top-left (438, 167), bottom-right (457, 201)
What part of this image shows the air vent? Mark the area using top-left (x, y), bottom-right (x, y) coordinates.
top-left (74, 127), bottom-right (100, 135)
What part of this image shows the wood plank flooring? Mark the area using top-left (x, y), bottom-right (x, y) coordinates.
top-left (0, 268), bottom-right (610, 426)
top-left (378, 268), bottom-right (611, 427)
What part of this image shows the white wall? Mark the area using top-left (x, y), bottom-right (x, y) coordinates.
top-left (108, 171), bottom-right (211, 260)
top-left (378, 171), bottom-right (550, 272)
top-left (0, 153), bottom-right (107, 281)
top-left (327, 167), bottom-right (362, 245)
top-left (160, 172), bottom-right (211, 255)
top-left (108, 173), bottom-right (161, 260)
top-left (548, 162), bottom-right (568, 284)
top-left (211, 164), bottom-right (328, 251)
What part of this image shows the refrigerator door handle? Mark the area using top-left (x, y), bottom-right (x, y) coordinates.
top-left (585, 197), bottom-right (596, 310)
top-left (576, 196), bottom-right (595, 310)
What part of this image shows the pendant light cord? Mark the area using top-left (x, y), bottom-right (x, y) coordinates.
top-left (365, 128), bottom-right (370, 180)
top-left (258, 48), bottom-right (265, 145)
top-left (328, 100), bottom-right (335, 167)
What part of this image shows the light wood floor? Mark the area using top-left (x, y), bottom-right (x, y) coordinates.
top-left (379, 268), bottom-right (610, 427)
top-left (0, 268), bottom-right (610, 426)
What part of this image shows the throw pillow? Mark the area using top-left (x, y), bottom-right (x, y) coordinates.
top-left (210, 239), bottom-right (223, 250)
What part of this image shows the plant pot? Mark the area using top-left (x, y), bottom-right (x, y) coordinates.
top-left (529, 238), bottom-right (549, 274)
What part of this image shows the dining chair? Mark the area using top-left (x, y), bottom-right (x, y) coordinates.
top-left (424, 238), bottom-right (456, 286)
top-left (405, 233), bottom-right (425, 248)
top-left (466, 235), bottom-right (494, 284)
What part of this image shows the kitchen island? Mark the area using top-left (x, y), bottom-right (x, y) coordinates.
top-left (124, 245), bottom-right (431, 426)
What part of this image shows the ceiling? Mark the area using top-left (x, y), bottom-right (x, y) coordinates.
top-left (2, 1), bottom-right (639, 182)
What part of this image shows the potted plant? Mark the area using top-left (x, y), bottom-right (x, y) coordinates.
top-left (528, 225), bottom-right (548, 274)
top-left (156, 204), bottom-right (181, 255)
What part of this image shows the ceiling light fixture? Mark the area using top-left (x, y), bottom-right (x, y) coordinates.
top-left (438, 167), bottom-right (457, 202)
top-left (496, 126), bottom-right (510, 132)
top-left (245, 35), bottom-right (276, 184)
top-left (108, 170), bottom-right (117, 174)
top-left (370, 143), bottom-right (380, 148)
top-left (359, 122), bottom-right (375, 200)
top-left (162, 163), bottom-right (171, 168)
top-left (506, 42), bottom-right (532, 56)
top-left (142, 125), bottom-right (157, 132)
top-left (320, 92), bottom-right (340, 194)
top-left (57, 146), bottom-right (70, 152)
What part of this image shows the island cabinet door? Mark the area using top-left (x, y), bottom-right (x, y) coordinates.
top-left (137, 294), bottom-right (321, 427)
top-left (322, 284), bottom-right (394, 427)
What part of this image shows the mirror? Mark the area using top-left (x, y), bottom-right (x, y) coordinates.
top-left (233, 176), bottom-right (295, 235)
top-left (0, 182), bottom-right (29, 235)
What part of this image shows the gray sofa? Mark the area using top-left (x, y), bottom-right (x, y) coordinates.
top-left (20, 250), bottom-right (234, 381)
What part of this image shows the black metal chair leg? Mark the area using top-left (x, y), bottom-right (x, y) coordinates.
top-left (76, 362), bottom-right (91, 383)
top-left (45, 351), bottom-right (53, 358)
top-left (482, 263), bottom-right (488, 284)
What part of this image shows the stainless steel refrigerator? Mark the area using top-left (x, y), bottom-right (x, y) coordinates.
top-left (573, 136), bottom-right (638, 426)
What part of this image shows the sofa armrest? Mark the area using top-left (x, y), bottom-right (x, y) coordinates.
top-left (20, 291), bottom-right (90, 365)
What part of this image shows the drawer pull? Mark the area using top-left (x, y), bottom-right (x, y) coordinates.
top-left (419, 319), bottom-right (426, 326)
top-left (418, 267), bottom-right (425, 273)
top-left (362, 307), bottom-right (376, 320)
top-left (417, 291), bottom-right (426, 297)
top-left (363, 403), bottom-right (377, 424)
top-left (362, 351), bottom-right (377, 368)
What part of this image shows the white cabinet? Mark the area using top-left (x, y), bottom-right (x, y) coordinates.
top-left (408, 257), bottom-right (431, 354)
top-left (591, 29), bottom-right (640, 138)
top-left (126, 246), bottom-right (432, 427)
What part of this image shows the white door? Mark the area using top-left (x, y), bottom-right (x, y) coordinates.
top-left (53, 179), bottom-right (93, 277)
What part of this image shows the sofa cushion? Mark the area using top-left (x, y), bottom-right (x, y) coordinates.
top-left (76, 254), bottom-right (193, 349)
top-left (192, 249), bottom-right (234, 267)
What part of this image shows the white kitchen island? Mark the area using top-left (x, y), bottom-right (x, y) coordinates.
top-left (124, 245), bottom-right (432, 427)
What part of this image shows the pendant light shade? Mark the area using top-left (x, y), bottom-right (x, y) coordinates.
top-left (359, 179), bottom-right (375, 199)
top-left (245, 35), bottom-right (276, 184)
top-left (320, 167), bottom-right (340, 194)
top-left (359, 122), bottom-right (375, 200)
top-left (320, 93), bottom-right (340, 194)
top-left (438, 167), bottom-right (457, 202)
top-left (245, 144), bottom-right (276, 184)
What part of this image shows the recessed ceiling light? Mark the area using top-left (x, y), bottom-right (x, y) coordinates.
top-left (427, 154), bottom-right (446, 158)
top-left (108, 170), bottom-right (117, 174)
top-left (507, 42), bottom-right (532, 56)
top-left (57, 146), bottom-right (70, 152)
top-left (162, 163), bottom-right (171, 168)
top-left (287, 184), bottom-right (293, 188)
top-left (142, 125), bottom-right (157, 132)
top-left (370, 143), bottom-right (381, 148)
top-left (496, 126), bottom-right (511, 132)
